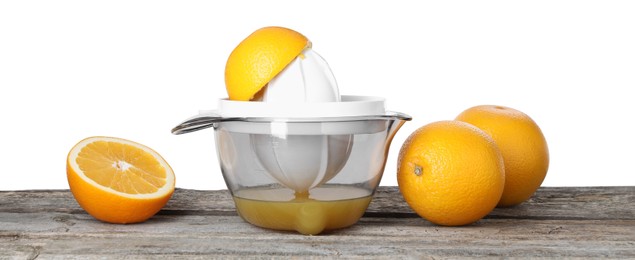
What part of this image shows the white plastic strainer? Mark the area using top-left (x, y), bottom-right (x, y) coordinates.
top-left (221, 96), bottom-right (385, 194)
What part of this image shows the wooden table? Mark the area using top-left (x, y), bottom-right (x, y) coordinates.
top-left (1, 187), bottom-right (634, 258)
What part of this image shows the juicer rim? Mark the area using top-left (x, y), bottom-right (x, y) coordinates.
top-left (171, 111), bottom-right (411, 135)
top-left (217, 95), bottom-right (387, 118)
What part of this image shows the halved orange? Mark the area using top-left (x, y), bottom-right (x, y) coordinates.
top-left (66, 136), bottom-right (175, 224)
top-left (225, 26), bottom-right (310, 101)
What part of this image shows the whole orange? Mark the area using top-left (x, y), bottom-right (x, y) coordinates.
top-left (456, 105), bottom-right (549, 207)
top-left (225, 26), bottom-right (310, 101)
top-left (397, 121), bottom-right (505, 226)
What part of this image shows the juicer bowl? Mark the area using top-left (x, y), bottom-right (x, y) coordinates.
top-left (172, 96), bottom-right (410, 235)
top-left (213, 114), bottom-right (409, 234)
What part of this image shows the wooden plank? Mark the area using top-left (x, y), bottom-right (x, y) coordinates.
top-left (1, 214), bottom-right (633, 258)
top-left (1, 187), bottom-right (634, 258)
top-left (2, 186), bottom-right (634, 220)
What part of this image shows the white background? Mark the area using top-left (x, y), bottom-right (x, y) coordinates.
top-left (1, 0), bottom-right (634, 191)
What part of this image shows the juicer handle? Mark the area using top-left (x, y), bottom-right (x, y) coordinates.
top-left (171, 111), bottom-right (239, 135)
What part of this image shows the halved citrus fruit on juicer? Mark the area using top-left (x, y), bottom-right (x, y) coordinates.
top-left (225, 26), bottom-right (311, 101)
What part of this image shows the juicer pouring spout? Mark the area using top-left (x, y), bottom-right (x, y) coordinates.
top-left (384, 111), bottom-right (412, 139)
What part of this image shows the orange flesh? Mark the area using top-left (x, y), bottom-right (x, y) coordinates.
top-left (76, 141), bottom-right (166, 194)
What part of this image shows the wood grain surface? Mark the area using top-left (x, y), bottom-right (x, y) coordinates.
top-left (1, 186), bottom-right (634, 259)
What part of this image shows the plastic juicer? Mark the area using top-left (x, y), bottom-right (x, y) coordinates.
top-left (172, 47), bottom-right (410, 235)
